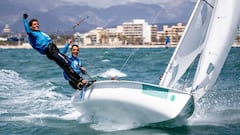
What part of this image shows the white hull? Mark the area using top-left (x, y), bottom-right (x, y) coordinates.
top-left (71, 80), bottom-right (194, 125)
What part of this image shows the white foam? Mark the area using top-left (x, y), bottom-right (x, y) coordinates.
top-left (90, 120), bottom-right (141, 132)
top-left (101, 59), bottom-right (110, 63)
top-left (99, 68), bottom-right (127, 78)
top-left (60, 111), bottom-right (82, 120)
top-left (0, 69), bottom-right (80, 124)
top-left (0, 69), bottom-right (28, 89)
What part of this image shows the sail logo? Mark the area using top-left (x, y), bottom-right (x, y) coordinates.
top-left (217, 16), bottom-right (226, 19)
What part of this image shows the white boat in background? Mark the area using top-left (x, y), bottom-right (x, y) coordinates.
top-left (71, 0), bottom-right (240, 127)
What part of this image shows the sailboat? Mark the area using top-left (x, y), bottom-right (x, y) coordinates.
top-left (71, 0), bottom-right (240, 126)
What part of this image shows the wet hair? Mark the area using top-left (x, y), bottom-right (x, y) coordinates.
top-left (29, 19), bottom-right (38, 26)
top-left (71, 44), bottom-right (79, 50)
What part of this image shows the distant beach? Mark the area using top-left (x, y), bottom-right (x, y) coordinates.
top-left (0, 43), bottom-right (171, 49)
top-left (0, 43), bottom-right (239, 49)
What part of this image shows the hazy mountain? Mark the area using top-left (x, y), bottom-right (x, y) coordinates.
top-left (0, 0), bottom-right (195, 34)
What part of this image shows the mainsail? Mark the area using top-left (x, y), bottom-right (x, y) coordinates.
top-left (159, 0), bottom-right (215, 88)
top-left (160, 0), bottom-right (240, 100)
top-left (192, 0), bottom-right (240, 99)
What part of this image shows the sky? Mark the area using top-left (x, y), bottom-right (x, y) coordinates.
top-left (60, 0), bottom-right (196, 8)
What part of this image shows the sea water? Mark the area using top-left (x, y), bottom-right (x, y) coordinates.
top-left (0, 47), bottom-right (240, 135)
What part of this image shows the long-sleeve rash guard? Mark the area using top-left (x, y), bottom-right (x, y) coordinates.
top-left (61, 44), bottom-right (83, 81)
top-left (23, 18), bottom-right (52, 54)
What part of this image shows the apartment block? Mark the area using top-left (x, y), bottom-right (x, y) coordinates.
top-left (157, 23), bottom-right (186, 46)
top-left (122, 19), bottom-right (152, 45)
top-left (73, 20), bottom-right (239, 46)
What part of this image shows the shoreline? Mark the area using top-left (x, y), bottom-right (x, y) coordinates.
top-left (0, 43), bottom-right (173, 49)
top-left (0, 43), bottom-right (240, 49)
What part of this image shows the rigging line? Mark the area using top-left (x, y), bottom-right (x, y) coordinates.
top-left (111, 49), bottom-right (135, 80)
top-left (75, 19), bottom-right (117, 79)
top-left (117, 48), bottom-right (139, 77)
top-left (150, 8), bottom-right (162, 24)
top-left (73, 16), bottom-right (89, 32)
top-left (76, 64), bottom-right (101, 81)
top-left (117, 4), bottom-right (161, 78)
top-left (202, 0), bottom-right (214, 8)
top-left (86, 18), bottom-right (137, 79)
top-left (68, 16), bottom-right (89, 34)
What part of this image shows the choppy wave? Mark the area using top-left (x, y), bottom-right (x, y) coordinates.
top-left (0, 69), bottom-right (81, 124)
top-left (1, 48), bottom-right (240, 134)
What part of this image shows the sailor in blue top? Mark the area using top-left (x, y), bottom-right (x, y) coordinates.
top-left (165, 35), bottom-right (171, 48)
top-left (23, 13), bottom-right (86, 89)
top-left (61, 43), bottom-right (87, 89)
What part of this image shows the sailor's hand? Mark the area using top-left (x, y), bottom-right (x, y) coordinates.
top-left (81, 79), bottom-right (87, 85)
top-left (76, 79), bottom-right (87, 90)
top-left (67, 39), bottom-right (72, 45)
top-left (23, 13), bottom-right (28, 19)
top-left (81, 67), bottom-right (86, 74)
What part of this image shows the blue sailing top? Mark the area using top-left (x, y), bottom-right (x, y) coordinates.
top-left (61, 44), bottom-right (83, 81)
top-left (165, 36), bottom-right (170, 44)
top-left (23, 18), bottom-right (52, 54)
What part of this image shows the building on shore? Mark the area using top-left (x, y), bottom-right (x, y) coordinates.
top-left (234, 25), bottom-right (240, 45)
top-left (75, 20), bottom-right (187, 47)
top-left (122, 19), bottom-right (151, 45)
top-left (2, 24), bottom-right (11, 36)
top-left (81, 19), bottom-right (154, 46)
top-left (158, 23), bottom-right (185, 46)
top-left (78, 20), bottom-right (239, 47)
top-left (1, 20), bottom-right (240, 47)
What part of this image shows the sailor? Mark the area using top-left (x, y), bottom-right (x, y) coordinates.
top-left (23, 13), bottom-right (86, 89)
top-left (165, 35), bottom-right (171, 48)
top-left (61, 42), bottom-right (87, 89)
